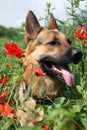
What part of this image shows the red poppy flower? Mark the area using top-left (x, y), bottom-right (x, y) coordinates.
top-left (13, 114), bottom-right (17, 121)
top-left (5, 43), bottom-right (24, 58)
top-left (7, 64), bottom-right (12, 69)
top-left (83, 31), bottom-right (87, 40)
top-left (0, 90), bottom-right (9, 103)
top-left (77, 25), bottom-right (85, 31)
top-left (42, 124), bottom-right (49, 130)
top-left (9, 100), bottom-right (12, 105)
top-left (2, 103), bottom-right (13, 117)
top-left (34, 68), bottom-right (46, 76)
top-left (75, 125), bottom-right (83, 129)
top-left (0, 104), bottom-right (4, 113)
top-left (0, 103), bottom-right (14, 118)
top-left (74, 31), bottom-right (83, 39)
top-left (0, 79), bottom-right (3, 84)
top-left (33, 121), bottom-right (38, 126)
top-left (0, 76), bottom-right (9, 85)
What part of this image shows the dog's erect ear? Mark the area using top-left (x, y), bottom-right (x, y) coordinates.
top-left (48, 13), bottom-right (59, 30)
top-left (26, 10), bottom-right (42, 40)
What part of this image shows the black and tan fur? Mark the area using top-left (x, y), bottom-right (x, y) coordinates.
top-left (17, 10), bottom-right (82, 125)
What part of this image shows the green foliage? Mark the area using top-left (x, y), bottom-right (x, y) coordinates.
top-left (66, 0), bottom-right (87, 26)
top-left (0, 23), bottom-right (25, 46)
top-left (39, 2), bottom-right (55, 27)
top-left (0, 26), bottom-right (18, 39)
top-left (21, 126), bottom-right (41, 130)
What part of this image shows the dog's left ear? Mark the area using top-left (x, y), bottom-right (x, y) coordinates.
top-left (48, 13), bottom-right (60, 30)
top-left (25, 10), bottom-right (42, 41)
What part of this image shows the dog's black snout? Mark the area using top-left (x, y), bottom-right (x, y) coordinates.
top-left (71, 47), bottom-right (82, 64)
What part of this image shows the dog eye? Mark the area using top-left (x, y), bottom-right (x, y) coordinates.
top-left (47, 40), bottom-right (58, 46)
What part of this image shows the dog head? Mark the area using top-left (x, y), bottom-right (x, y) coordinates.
top-left (23, 11), bottom-right (82, 98)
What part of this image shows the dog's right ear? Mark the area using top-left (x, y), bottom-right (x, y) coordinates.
top-left (25, 10), bottom-right (42, 42)
top-left (48, 13), bottom-right (60, 30)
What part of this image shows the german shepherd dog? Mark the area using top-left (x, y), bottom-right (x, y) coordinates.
top-left (17, 10), bottom-right (82, 125)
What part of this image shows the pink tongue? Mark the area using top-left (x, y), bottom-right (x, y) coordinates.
top-left (61, 67), bottom-right (75, 87)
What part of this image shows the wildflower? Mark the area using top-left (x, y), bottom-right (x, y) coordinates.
top-left (13, 114), bottom-right (17, 121)
top-left (7, 63), bottom-right (12, 69)
top-left (5, 43), bottom-right (24, 58)
top-left (33, 121), bottom-right (38, 126)
top-left (0, 104), bottom-right (4, 113)
top-left (0, 90), bottom-right (9, 103)
top-left (74, 31), bottom-right (83, 39)
top-left (75, 125), bottom-right (82, 129)
top-left (9, 100), bottom-right (12, 105)
top-left (77, 25), bottom-right (85, 32)
top-left (42, 124), bottom-right (49, 130)
top-left (83, 31), bottom-right (87, 40)
top-left (0, 103), bottom-right (14, 118)
top-left (34, 68), bottom-right (46, 76)
top-left (0, 76), bottom-right (9, 85)
top-left (74, 25), bottom-right (87, 48)
top-left (74, 25), bottom-right (85, 39)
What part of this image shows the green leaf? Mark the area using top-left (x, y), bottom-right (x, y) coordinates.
top-left (40, 86), bottom-right (46, 96)
top-left (27, 87), bottom-right (33, 97)
top-left (72, 105), bottom-right (81, 113)
top-left (76, 85), bottom-right (83, 94)
top-left (54, 97), bottom-right (66, 105)
top-left (30, 72), bottom-right (35, 77)
top-left (22, 126), bottom-right (41, 130)
top-left (54, 117), bottom-right (75, 130)
top-left (81, 113), bottom-right (87, 129)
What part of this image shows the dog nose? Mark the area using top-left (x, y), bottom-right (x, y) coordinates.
top-left (71, 47), bottom-right (82, 64)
